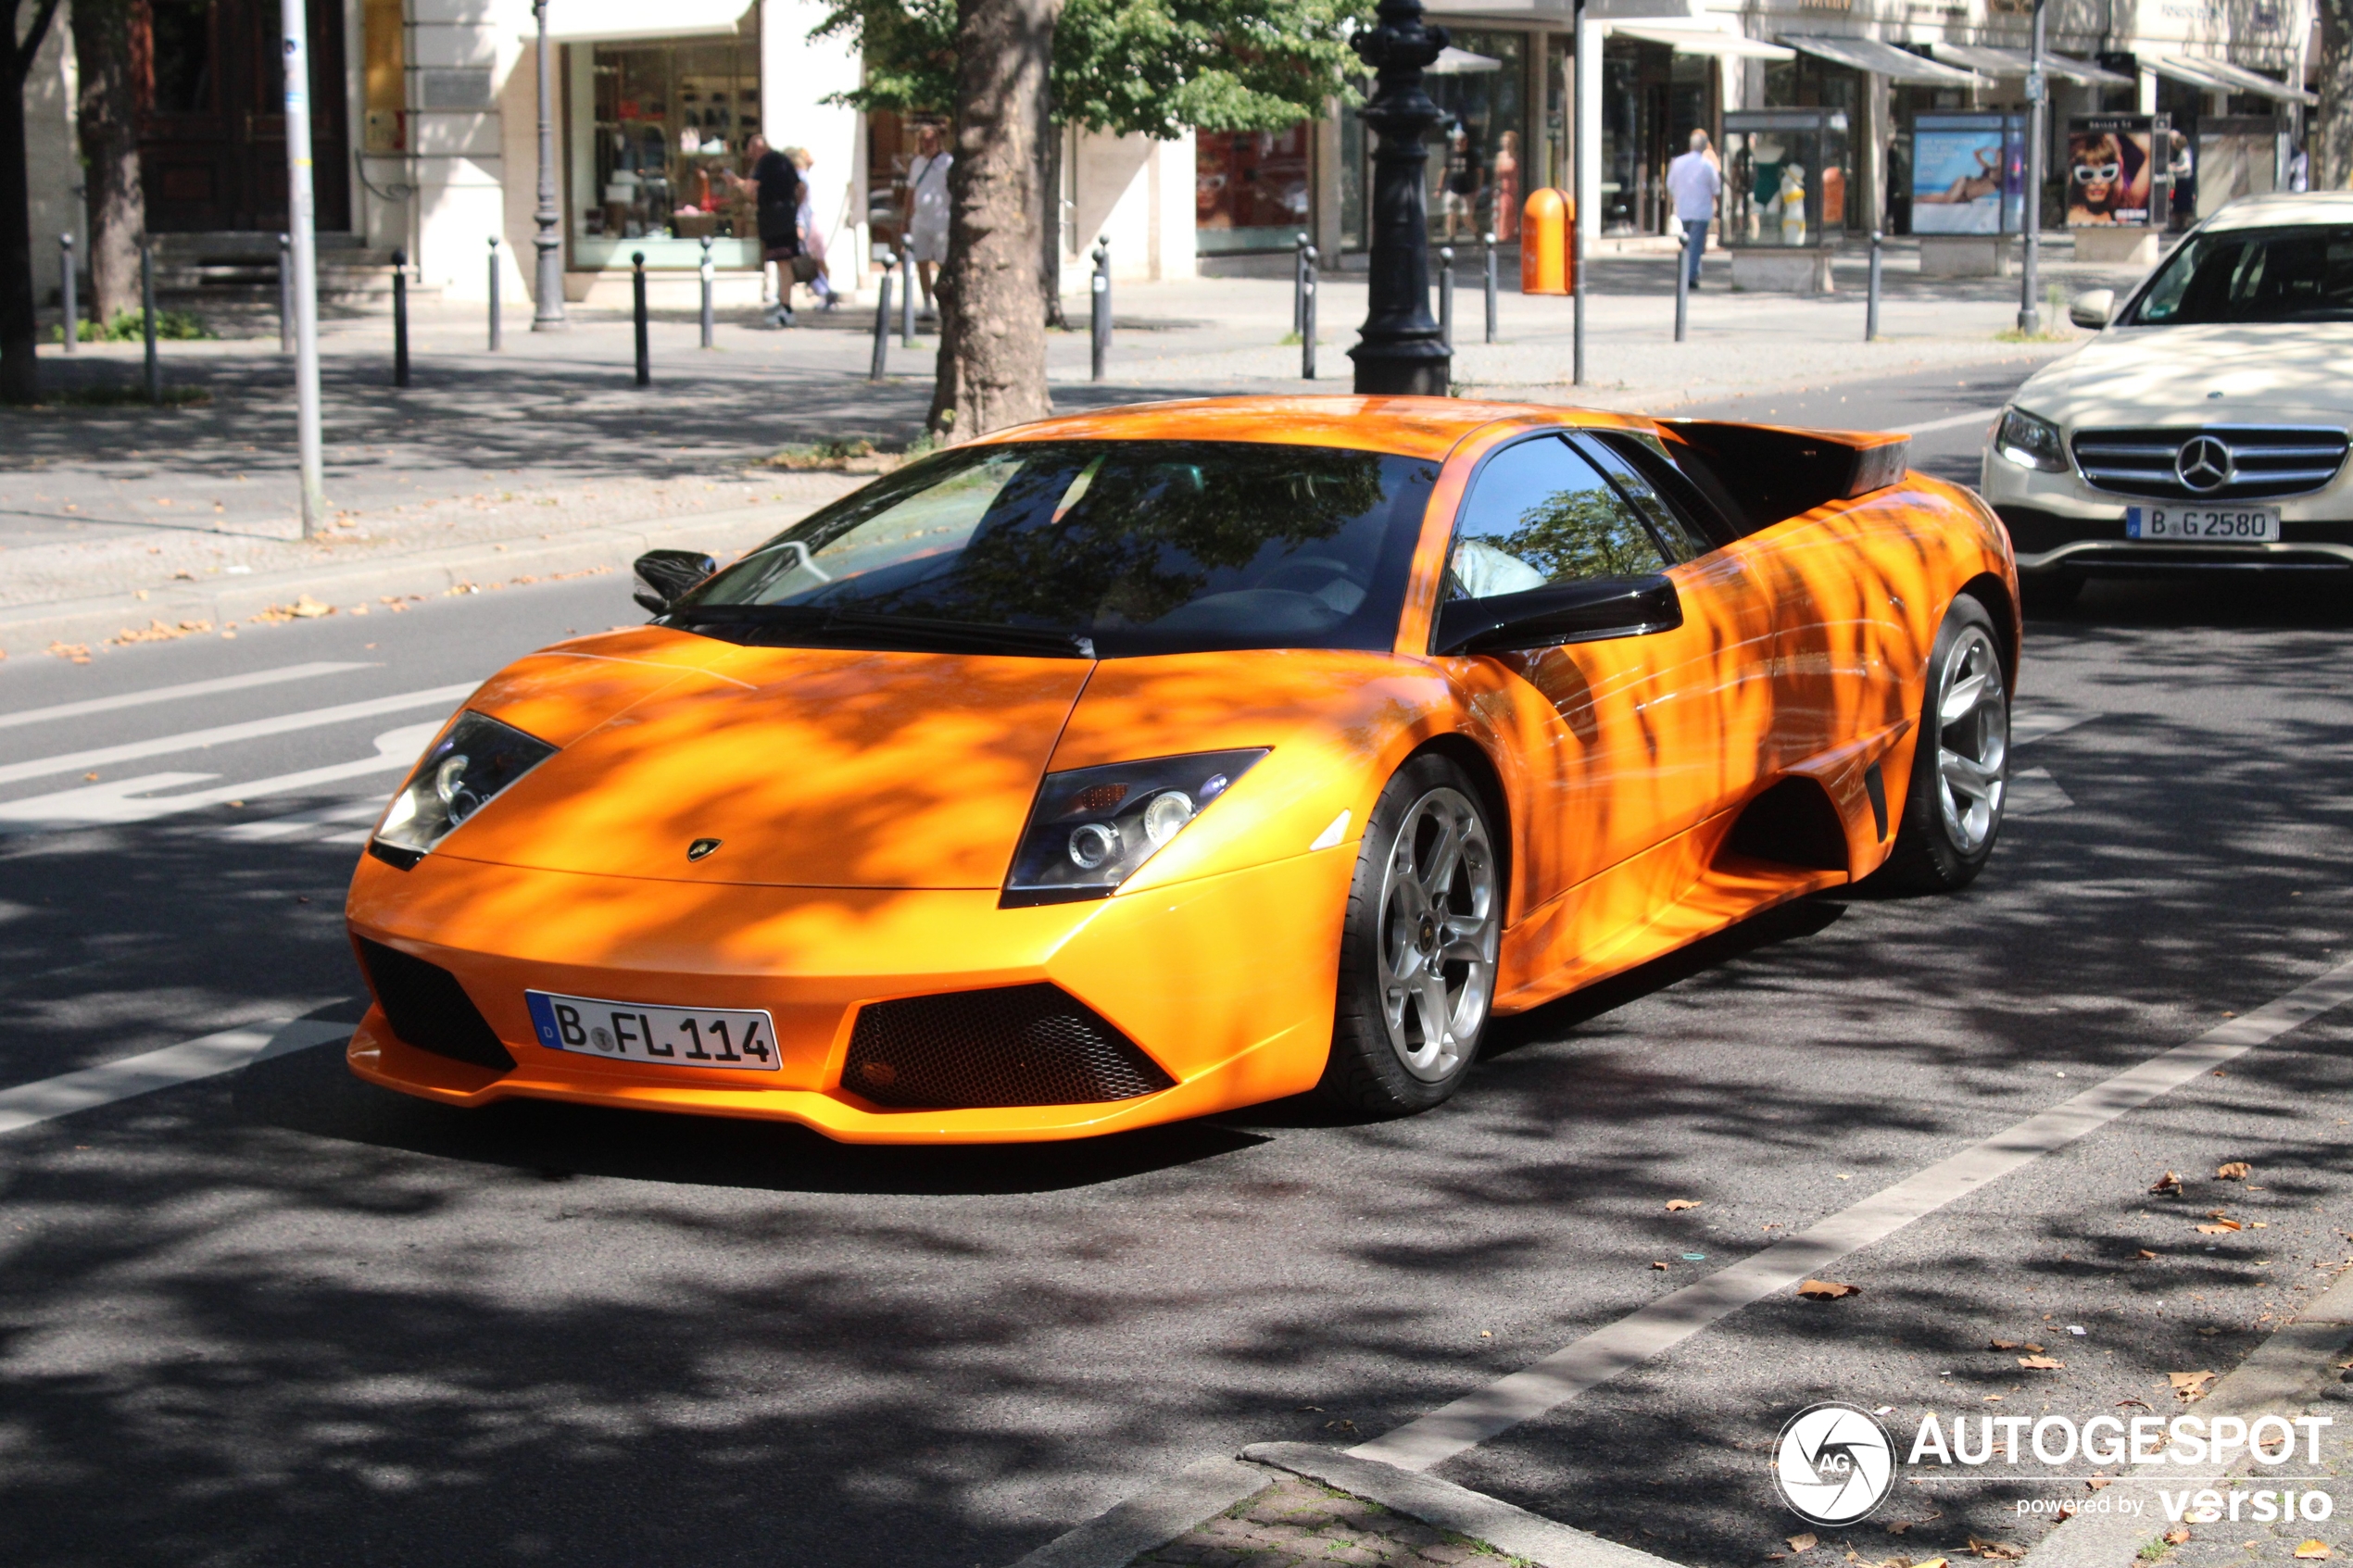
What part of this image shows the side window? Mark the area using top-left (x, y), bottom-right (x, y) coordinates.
top-left (1577, 433), bottom-right (1710, 562)
top-left (1446, 435), bottom-right (1667, 602)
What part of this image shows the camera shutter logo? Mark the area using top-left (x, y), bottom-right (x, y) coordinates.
top-left (1774, 1402), bottom-right (1895, 1525)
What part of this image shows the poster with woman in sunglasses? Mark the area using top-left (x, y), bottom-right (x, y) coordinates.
top-left (2065, 122), bottom-right (2155, 226)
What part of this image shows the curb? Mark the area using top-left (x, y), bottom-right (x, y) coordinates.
top-left (2018, 1267), bottom-right (2353, 1568)
top-left (0, 497), bottom-right (843, 659)
top-left (1004, 1456), bottom-right (1277, 1568)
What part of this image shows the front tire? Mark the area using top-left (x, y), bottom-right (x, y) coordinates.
top-left (1317, 755), bottom-right (1503, 1117)
top-left (1873, 596), bottom-right (2010, 893)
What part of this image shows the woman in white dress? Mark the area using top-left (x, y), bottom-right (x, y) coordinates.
top-left (904, 122), bottom-right (952, 320)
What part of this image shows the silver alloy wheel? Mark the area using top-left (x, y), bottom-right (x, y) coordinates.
top-left (1376, 786), bottom-right (1500, 1083)
top-left (1933, 625), bottom-right (2009, 853)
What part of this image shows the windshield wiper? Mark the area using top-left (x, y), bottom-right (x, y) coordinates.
top-left (669, 602), bottom-right (1096, 659)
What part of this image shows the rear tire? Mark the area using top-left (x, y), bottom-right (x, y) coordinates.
top-left (1316, 755), bottom-right (1502, 1117)
top-left (1872, 596), bottom-right (2010, 894)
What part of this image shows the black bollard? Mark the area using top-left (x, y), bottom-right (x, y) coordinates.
top-left (900, 238), bottom-right (914, 346)
top-left (698, 237), bottom-right (715, 349)
top-left (871, 256), bottom-right (894, 380)
top-left (1294, 232), bottom-right (1311, 337)
top-left (1438, 245), bottom-right (1454, 356)
top-left (1674, 224), bottom-right (1689, 344)
top-left (279, 233), bottom-right (294, 354)
top-left (392, 249), bottom-right (410, 387)
top-left (140, 237), bottom-right (159, 406)
top-left (1090, 237), bottom-right (1111, 383)
top-left (1302, 244), bottom-right (1319, 381)
top-left (488, 236), bottom-right (502, 351)
top-left (59, 233), bottom-right (76, 355)
top-left (632, 251), bottom-right (649, 386)
top-left (1483, 232), bottom-right (1498, 344)
top-left (1866, 230), bottom-right (1884, 343)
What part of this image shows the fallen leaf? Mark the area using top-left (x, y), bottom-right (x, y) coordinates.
top-left (2294, 1544), bottom-right (2331, 1561)
top-left (1887, 1523), bottom-right (1915, 1537)
top-left (2019, 1355), bottom-right (2065, 1371)
top-left (1652, 1261), bottom-right (1670, 1271)
top-left (2138, 1249), bottom-right (2159, 1260)
top-left (2023, 1343), bottom-right (2045, 1353)
top-left (1983, 1394), bottom-right (2005, 1402)
top-left (1790, 1535), bottom-right (1818, 1554)
top-left (2087, 1477), bottom-right (2113, 1491)
top-left (2218, 1162), bottom-right (2251, 1181)
top-left (2150, 1172), bottom-right (2184, 1196)
top-left (2118, 1399), bottom-right (2154, 1411)
top-left (82, 771), bottom-right (97, 781)
top-left (2164, 1527), bottom-right (2192, 1546)
top-left (1666, 1198), bottom-right (1702, 1210)
top-left (1799, 1279), bottom-right (1860, 1299)
top-left (1988, 1339), bottom-right (2020, 1350)
top-left (2196, 1222), bottom-right (2244, 1235)
top-left (1324, 1418), bottom-right (1357, 1433)
top-left (1294, 1405), bottom-right (1323, 1412)
top-left (1968, 1538), bottom-right (2025, 1561)
top-left (1913, 1559), bottom-right (1949, 1568)
top-left (2169, 1371), bottom-right (2217, 1399)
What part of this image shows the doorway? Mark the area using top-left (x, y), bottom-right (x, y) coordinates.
top-left (136, 0), bottom-right (351, 232)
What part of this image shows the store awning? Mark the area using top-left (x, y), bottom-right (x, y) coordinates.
top-left (1422, 0), bottom-right (1701, 19)
top-left (2154, 54), bottom-right (2318, 106)
top-left (1927, 43), bottom-right (2133, 88)
top-left (1612, 24), bottom-right (1794, 60)
top-left (535, 0), bottom-right (753, 44)
top-left (1428, 46), bottom-right (1504, 73)
top-left (1777, 34), bottom-right (1993, 86)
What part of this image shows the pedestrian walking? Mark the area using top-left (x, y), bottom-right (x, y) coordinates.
top-left (787, 146), bottom-right (839, 311)
top-left (1666, 129), bottom-right (1721, 291)
top-left (905, 123), bottom-right (952, 320)
top-left (727, 132), bottom-right (805, 328)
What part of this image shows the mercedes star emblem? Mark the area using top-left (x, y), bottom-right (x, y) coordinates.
top-left (686, 838), bottom-right (723, 861)
top-left (2175, 434), bottom-right (2233, 495)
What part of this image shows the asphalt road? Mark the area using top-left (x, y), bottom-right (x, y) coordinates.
top-left (5, 363), bottom-right (2352, 1568)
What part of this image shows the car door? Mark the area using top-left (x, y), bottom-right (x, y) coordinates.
top-left (1438, 432), bottom-right (1780, 913)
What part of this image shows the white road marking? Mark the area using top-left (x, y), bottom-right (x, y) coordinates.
top-left (0, 662), bottom-right (371, 734)
top-left (213, 796), bottom-right (389, 842)
top-left (1893, 408), bottom-right (2003, 437)
top-left (2012, 709), bottom-right (2101, 746)
top-left (0, 721), bottom-right (439, 832)
top-left (0, 683), bottom-right (472, 787)
top-left (0, 1018), bottom-right (353, 1136)
top-left (2007, 766), bottom-right (2076, 817)
top-left (1349, 954), bottom-right (2353, 1473)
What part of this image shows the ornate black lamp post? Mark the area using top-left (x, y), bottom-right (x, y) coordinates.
top-left (1349, 0), bottom-right (1451, 395)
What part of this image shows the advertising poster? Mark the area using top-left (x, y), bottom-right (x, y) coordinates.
top-left (2067, 115), bottom-right (2162, 227)
top-left (1911, 114), bottom-right (2007, 234)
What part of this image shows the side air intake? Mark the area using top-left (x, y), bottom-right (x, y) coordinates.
top-left (842, 985), bottom-right (1175, 1110)
top-left (355, 937), bottom-right (515, 1072)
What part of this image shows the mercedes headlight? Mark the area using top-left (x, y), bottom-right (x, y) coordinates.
top-left (1994, 408), bottom-right (2068, 472)
top-left (1003, 749), bottom-right (1268, 905)
top-left (372, 711), bottom-right (557, 865)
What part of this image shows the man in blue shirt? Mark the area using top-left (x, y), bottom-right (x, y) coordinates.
top-left (1665, 130), bottom-right (1722, 290)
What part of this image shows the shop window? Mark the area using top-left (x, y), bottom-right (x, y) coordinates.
top-left (1197, 126), bottom-right (1314, 254)
top-left (573, 35), bottom-right (761, 270)
top-left (1426, 29), bottom-right (1525, 243)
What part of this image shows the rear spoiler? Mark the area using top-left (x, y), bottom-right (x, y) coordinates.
top-left (1655, 420), bottom-right (1913, 537)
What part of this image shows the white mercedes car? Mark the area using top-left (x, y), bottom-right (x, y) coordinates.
top-left (1981, 191), bottom-right (2353, 608)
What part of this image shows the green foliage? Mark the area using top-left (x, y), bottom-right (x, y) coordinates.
top-left (812, 0), bottom-right (1371, 135)
top-left (52, 309), bottom-right (215, 344)
top-left (1493, 490), bottom-right (1667, 583)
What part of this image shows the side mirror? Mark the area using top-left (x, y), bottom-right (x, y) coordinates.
top-left (1433, 574), bottom-right (1684, 656)
top-left (633, 549), bottom-right (719, 616)
top-left (2069, 288), bottom-right (2115, 330)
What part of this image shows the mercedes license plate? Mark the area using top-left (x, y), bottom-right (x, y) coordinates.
top-left (2125, 504), bottom-right (2279, 542)
top-left (525, 991), bottom-right (780, 1072)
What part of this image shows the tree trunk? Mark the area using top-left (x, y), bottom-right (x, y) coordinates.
top-left (926, 0), bottom-right (1061, 439)
top-left (2322, 0), bottom-right (2353, 188)
top-left (73, 0), bottom-right (145, 321)
top-left (3, 0), bottom-right (66, 405)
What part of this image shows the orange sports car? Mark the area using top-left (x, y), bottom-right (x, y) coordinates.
top-left (345, 395), bottom-right (2017, 1143)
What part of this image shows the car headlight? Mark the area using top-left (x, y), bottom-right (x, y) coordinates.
top-left (1994, 408), bottom-right (2069, 473)
top-left (1003, 748), bottom-right (1268, 905)
top-left (371, 711), bottom-right (557, 866)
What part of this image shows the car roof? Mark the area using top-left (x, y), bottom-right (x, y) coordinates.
top-left (2204, 191), bottom-right (2353, 232)
top-left (976, 395), bottom-right (1646, 461)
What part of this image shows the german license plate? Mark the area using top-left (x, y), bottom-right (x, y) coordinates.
top-left (524, 991), bottom-right (780, 1072)
top-left (2125, 504), bottom-right (2279, 542)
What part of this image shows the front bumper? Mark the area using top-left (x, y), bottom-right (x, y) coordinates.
top-left (1982, 458), bottom-right (2353, 575)
top-left (345, 847), bottom-right (1353, 1143)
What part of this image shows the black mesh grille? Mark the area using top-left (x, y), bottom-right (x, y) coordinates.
top-left (842, 985), bottom-right (1174, 1110)
top-left (356, 938), bottom-right (515, 1072)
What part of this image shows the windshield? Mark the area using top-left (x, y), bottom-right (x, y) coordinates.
top-left (671, 440), bottom-right (1440, 659)
top-left (2128, 225), bottom-right (2353, 325)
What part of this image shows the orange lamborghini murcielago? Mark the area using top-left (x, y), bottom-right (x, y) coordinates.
top-left (346, 395), bottom-right (2017, 1142)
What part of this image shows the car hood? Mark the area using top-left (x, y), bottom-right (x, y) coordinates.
top-left (435, 631), bottom-right (1094, 888)
top-left (2015, 324), bottom-right (2353, 429)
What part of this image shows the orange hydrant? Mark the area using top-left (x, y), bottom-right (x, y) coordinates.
top-left (1521, 189), bottom-right (1573, 295)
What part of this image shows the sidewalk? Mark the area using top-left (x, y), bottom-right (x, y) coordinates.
top-left (0, 238), bottom-right (2137, 659)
